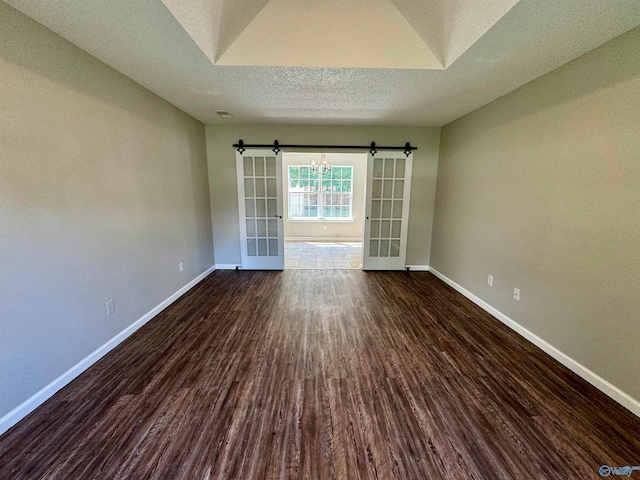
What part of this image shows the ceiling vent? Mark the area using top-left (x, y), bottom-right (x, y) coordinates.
top-left (216, 111), bottom-right (234, 119)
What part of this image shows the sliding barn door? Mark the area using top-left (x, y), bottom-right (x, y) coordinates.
top-left (236, 150), bottom-right (284, 270)
top-left (362, 152), bottom-right (413, 270)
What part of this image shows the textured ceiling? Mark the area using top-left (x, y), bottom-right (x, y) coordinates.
top-left (4, 0), bottom-right (640, 126)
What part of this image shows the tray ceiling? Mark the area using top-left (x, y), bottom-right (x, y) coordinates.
top-left (3, 0), bottom-right (640, 125)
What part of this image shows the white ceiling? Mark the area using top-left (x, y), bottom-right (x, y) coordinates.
top-left (5, 0), bottom-right (640, 126)
top-left (215, 0), bottom-right (445, 69)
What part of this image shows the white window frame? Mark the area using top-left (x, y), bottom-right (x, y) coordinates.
top-left (287, 165), bottom-right (354, 221)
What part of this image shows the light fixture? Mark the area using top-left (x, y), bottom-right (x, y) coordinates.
top-left (311, 154), bottom-right (332, 175)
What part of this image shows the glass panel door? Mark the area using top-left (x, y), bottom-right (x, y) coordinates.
top-left (236, 150), bottom-right (284, 270)
top-left (362, 153), bottom-right (413, 270)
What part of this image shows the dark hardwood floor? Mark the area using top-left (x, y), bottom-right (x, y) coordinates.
top-left (1, 270), bottom-right (639, 479)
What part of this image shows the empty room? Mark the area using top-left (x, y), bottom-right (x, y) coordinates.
top-left (1, 0), bottom-right (639, 478)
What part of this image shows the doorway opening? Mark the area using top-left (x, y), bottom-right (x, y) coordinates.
top-left (282, 152), bottom-right (367, 270)
top-left (285, 241), bottom-right (362, 269)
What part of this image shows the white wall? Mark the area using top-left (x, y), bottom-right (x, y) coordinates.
top-left (283, 153), bottom-right (366, 241)
top-left (0, 3), bottom-right (213, 422)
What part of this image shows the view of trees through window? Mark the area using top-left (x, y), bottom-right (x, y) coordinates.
top-left (288, 165), bottom-right (353, 219)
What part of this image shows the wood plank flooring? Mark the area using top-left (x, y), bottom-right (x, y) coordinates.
top-left (1, 270), bottom-right (639, 479)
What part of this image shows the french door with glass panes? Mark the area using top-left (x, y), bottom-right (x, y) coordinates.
top-left (236, 150), bottom-right (284, 270)
top-left (362, 152), bottom-right (413, 270)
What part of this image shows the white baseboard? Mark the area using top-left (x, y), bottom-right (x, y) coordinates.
top-left (285, 237), bottom-right (362, 242)
top-left (0, 266), bottom-right (216, 437)
top-left (427, 266), bottom-right (640, 418)
top-left (405, 265), bottom-right (429, 271)
top-left (214, 264), bottom-right (241, 270)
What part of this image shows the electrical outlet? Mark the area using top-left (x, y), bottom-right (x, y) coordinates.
top-left (179, 262), bottom-right (184, 272)
top-left (323, 225), bottom-right (327, 231)
top-left (513, 288), bottom-right (520, 301)
top-left (106, 299), bottom-right (115, 315)
top-left (488, 275), bottom-right (493, 286)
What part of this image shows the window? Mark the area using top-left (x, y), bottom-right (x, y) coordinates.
top-left (288, 165), bottom-right (353, 219)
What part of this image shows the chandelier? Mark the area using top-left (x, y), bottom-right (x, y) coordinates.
top-left (311, 154), bottom-right (332, 175)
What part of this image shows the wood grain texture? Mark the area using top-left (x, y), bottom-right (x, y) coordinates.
top-left (1, 270), bottom-right (639, 479)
